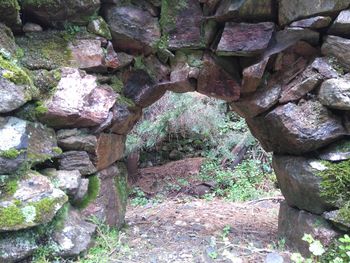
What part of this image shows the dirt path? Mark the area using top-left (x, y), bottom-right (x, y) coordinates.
top-left (114, 196), bottom-right (290, 263)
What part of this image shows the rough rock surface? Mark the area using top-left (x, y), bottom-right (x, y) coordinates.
top-left (82, 163), bottom-right (128, 228)
top-left (278, 202), bottom-right (340, 256)
top-left (247, 101), bottom-right (346, 154)
top-left (58, 151), bottom-right (97, 175)
top-left (318, 139), bottom-right (350, 161)
top-left (52, 208), bottom-right (96, 258)
top-left (216, 22), bottom-right (275, 57)
top-left (273, 155), bottom-right (334, 214)
top-left (319, 78), bottom-right (350, 110)
top-left (328, 9), bottom-right (350, 36)
top-left (0, 171), bottom-right (68, 231)
top-left (322, 35), bottom-right (350, 70)
top-left (290, 16), bottom-right (332, 29)
top-left (41, 68), bottom-right (117, 128)
top-left (278, 0), bottom-right (350, 25)
top-left (104, 5), bottom-right (160, 54)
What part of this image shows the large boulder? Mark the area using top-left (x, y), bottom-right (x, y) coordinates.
top-left (322, 35), bottom-right (350, 71)
top-left (40, 68), bottom-right (117, 128)
top-left (278, 202), bottom-right (340, 256)
top-left (21, 0), bottom-right (100, 28)
top-left (278, 0), bottom-right (350, 25)
top-left (273, 155), bottom-right (334, 214)
top-left (215, 0), bottom-right (274, 21)
top-left (82, 163), bottom-right (128, 228)
top-left (247, 100), bottom-right (346, 154)
top-left (197, 54), bottom-right (241, 101)
top-left (108, 103), bottom-right (142, 135)
top-left (160, 0), bottom-right (205, 50)
top-left (0, 171), bottom-right (68, 231)
top-left (0, 117), bottom-right (59, 175)
top-left (318, 78), bottom-right (350, 110)
top-left (216, 22), bottom-right (275, 57)
top-left (104, 4), bottom-right (160, 54)
top-left (52, 208), bottom-right (96, 258)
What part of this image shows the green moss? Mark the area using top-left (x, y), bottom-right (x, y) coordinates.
top-left (74, 175), bottom-right (100, 209)
top-left (0, 0), bottom-right (20, 11)
top-left (117, 95), bottom-right (136, 108)
top-left (318, 160), bottom-right (350, 206)
top-left (337, 203), bottom-right (350, 224)
top-left (32, 198), bottom-right (57, 223)
top-left (115, 170), bottom-right (129, 207)
top-left (52, 147), bottom-right (63, 155)
top-left (0, 55), bottom-right (34, 87)
top-left (0, 148), bottom-right (21, 159)
top-left (110, 76), bottom-right (124, 93)
top-left (160, 0), bottom-right (188, 32)
top-left (34, 101), bottom-right (48, 115)
top-left (0, 205), bottom-right (25, 229)
top-left (3, 180), bottom-right (18, 196)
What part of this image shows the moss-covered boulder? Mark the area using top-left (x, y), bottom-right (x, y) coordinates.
top-left (0, 171), bottom-right (68, 231)
top-left (20, 0), bottom-right (100, 28)
top-left (0, 0), bottom-right (21, 30)
top-left (87, 16), bottom-right (111, 40)
top-left (0, 117), bottom-right (59, 175)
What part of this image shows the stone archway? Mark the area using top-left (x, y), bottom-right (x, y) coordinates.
top-left (0, 0), bottom-right (350, 261)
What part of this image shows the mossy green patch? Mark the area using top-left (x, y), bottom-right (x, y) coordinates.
top-left (117, 95), bottom-right (136, 108)
top-left (110, 76), bottom-right (124, 94)
top-left (159, 0), bottom-right (188, 32)
top-left (0, 205), bottom-right (25, 229)
top-left (0, 55), bottom-right (34, 87)
top-left (32, 197), bottom-right (57, 223)
top-left (52, 147), bottom-right (63, 155)
top-left (0, 148), bottom-right (22, 159)
top-left (2, 179), bottom-right (18, 196)
top-left (74, 175), bottom-right (100, 209)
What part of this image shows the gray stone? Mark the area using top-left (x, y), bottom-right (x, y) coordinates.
top-left (0, 171), bottom-right (68, 231)
top-left (57, 130), bottom-right (97, 153)
top-left (216, 22), bottom-right (275, 57)
top-left (265, 252), bottom-right (284, 263)
top-left (22, 22), bottom-right (43, 33)
top-left (0, 230), bottom-right (38, 263)
top-left (87, 16), bottom-right (112, 39)
top-left (273, 155), bottom-right (334, 214)
top-left (59, 151), bottom-right (97, 176)
top-left (318, 139), bottom-right (350, 161)
top-left (247, 101), bottom-right (346, 154)
top-left (275, 27), bottom-right (320, 46)
top-left (104, 4), bottom-right (160, 54)
top-left (319, 78), bottom-right (350, 110)
top-left (0, 23), bottom-right (17, 56)
top-left (278, 0), bottom-right (350, 25)
top-left (329, 9), bottom-right (350, 36)
top-left (278, 202), bottom-right (340, 256)
top-left (0, 117), bottom-right (58, 175)
top-left (53, 209), bottom-right (96, 258)
top-left (322, 35), bottom-right (350, 71)
top-left (323, 210), bottom-right (350, 231)
top-left (290, 16), bottom-right (332, 29)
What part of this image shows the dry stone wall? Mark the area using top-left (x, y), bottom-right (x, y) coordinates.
top-left (1, 0), bottom-right (350, 260)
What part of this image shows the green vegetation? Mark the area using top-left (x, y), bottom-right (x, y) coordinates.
top-left (0, 54), bottom-right (34, 87)
top-left (2, 179), bottom-right (18, 196)
top-left (0, 204), bottom-right (25, 229)
top-left (0, 148), bottom-right (21, 159)
top-left (0, 0), bottom-right (20, 11)
top-left (159, 0), bottom-right (188, 32)
top-left (74, 175), bottom-right (100, 209)
top-left (52, 147), bottom-right (63, 155)
top-left (110, 76), bottom-right (124, 94)
top-left (130, 187), bottom-right (148, 206)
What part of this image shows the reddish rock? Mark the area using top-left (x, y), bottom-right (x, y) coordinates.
top-left (108, 104), bottom-right (142, 135)
top-left (103, 41), bottom-right (134, 70)
top-left (93, 133), bottom-right (125, 171)
top-left (69, 39), bottom-right (104, 70)
top-left (290, 16), bottom-right (332, 29)
top-left (241, 57), bottom-right (269, 94)
top-left (104, 5), bottom-right (160, 54)
top-left (197, 54), bottom-right (240, 101)
top-left (216, 22), bottom-right (275, 57)
top-left (41, 68), bottom-right (117, 128)
top-left (82, 163), bottom-right (128, 228)
top-left (124, 70), bottom-right (166, 108)
top-left (161, 0), bottom-right (205, 50)
top-left (247, 100), bottom-right (346, 154)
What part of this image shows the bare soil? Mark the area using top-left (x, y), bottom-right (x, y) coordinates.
top-left (114, 158), bottom-right (291, 263)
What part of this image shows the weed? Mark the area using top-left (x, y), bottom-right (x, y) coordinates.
top-left (130, 187), bottom-right (148, 206)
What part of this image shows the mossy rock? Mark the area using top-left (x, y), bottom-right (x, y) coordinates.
top-left (0, 23), bottom-right (17, 57)
top-left (16, 31), bottom-right (73, 70)
top-left (0, 0), bottom-right (21, 30)
top-left (0, 171), bottom-right (68, 231)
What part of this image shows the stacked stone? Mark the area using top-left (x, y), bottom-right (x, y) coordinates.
top-left (1, 0), bottom-right (350, 261)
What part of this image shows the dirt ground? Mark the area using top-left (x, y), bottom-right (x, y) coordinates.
top-left (112, 158), bottom-right (292, 263)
